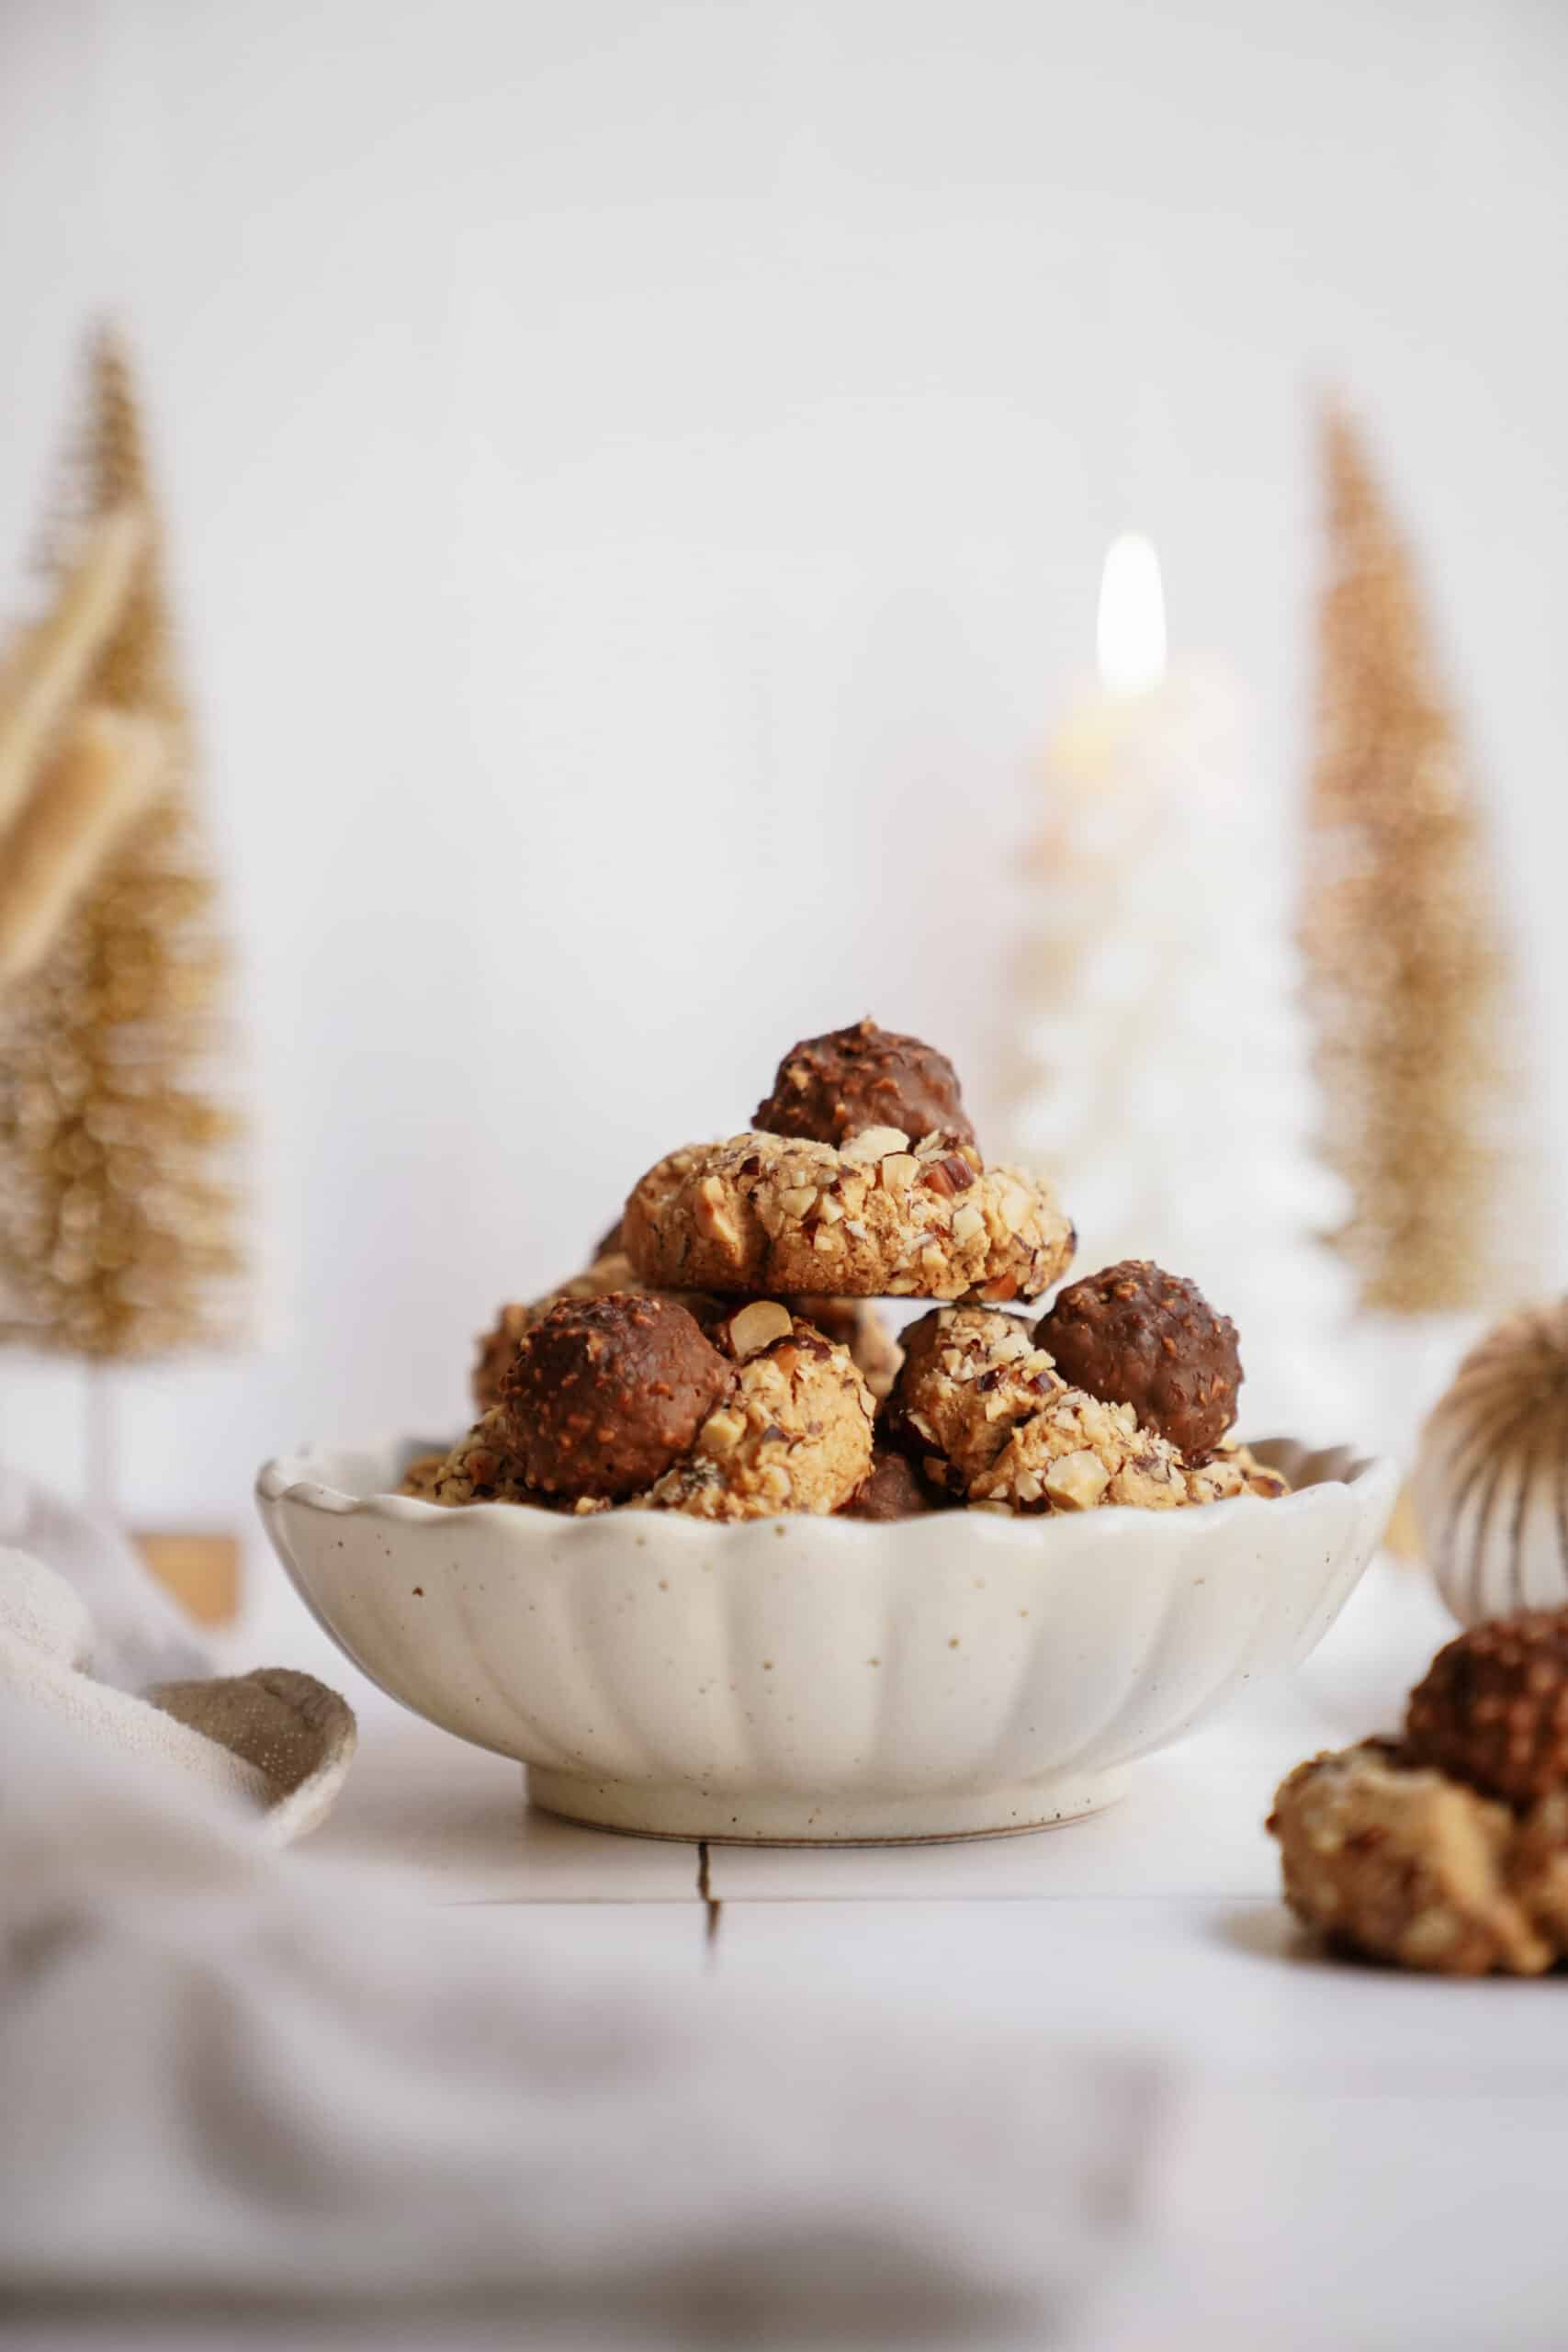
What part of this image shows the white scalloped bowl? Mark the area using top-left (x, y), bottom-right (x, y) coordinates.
top-left (256, 1439), bottom-right (1397, 1845)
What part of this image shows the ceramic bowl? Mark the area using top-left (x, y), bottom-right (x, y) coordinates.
top-left (256, 1438), bottom-right (1397, 1845)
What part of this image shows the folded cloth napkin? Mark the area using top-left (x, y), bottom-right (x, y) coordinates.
top-left (0, 1461), bottom-right (356, 1842)
top-left (0, 1684), bottom-right (1162, 2345)
top-left (0, 1459), bottom-right (210, 1690)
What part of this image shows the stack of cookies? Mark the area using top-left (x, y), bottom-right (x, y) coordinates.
top-left (404, 1019), bottom-right (1288, 1523)
top-left (1271, 1611), bottom-right (1568, 1976)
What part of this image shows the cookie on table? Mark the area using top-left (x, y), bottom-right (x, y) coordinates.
top-left (623, 1127), bottom-right (1072, 1305)
top-left (1268, 1743), bottom-right (1554, 1977)
top-left (1506, 1792), bottom-right (1568, 1949)
top-left (472, 1256), bottom-right (900, 1411)
top-left (1404, 1612), bottom-right (1568, 1808)
top-left (649, 1302), bottom-right (874, 1521)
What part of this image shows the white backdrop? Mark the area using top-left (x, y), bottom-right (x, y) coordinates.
top-left (2, 0), bottom-right (1566, 1537)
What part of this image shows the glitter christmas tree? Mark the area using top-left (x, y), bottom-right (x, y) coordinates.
top-left (1301, 403), bottom-right (1533, 1319)
top-left (0, 329), bottom-right (243, 1374)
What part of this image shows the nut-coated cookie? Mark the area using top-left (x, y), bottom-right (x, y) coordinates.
top-left (889, 1305), bottom-right (1287, 1514)
top-left (1268, 1743), bottom-right (1554, 1976)
top-left (649, 1313), bottom-right (874, 1521)
top-left (623, 1128), bottom-right (1073, 1304)
top-left (400, 1409), bottom-right (541, 1509)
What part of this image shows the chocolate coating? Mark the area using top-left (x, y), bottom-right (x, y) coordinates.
top-left (1035, 1261), bottom-right (1241, 1455)
top-left (592, 1216), bottom-right (625, 1260)
top-left (754, 1017), bottom-right (975, 1148)
top-left (1406, 1612), bottom-right (1568, 1806)
top-left (499, 1292), bottom-right (730, 1504)
top-left (841, 1446), bottom-right (948, 1521)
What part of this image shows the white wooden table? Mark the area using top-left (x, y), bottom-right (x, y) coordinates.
top-left (301, 1560), bottom-right (1568, 2351)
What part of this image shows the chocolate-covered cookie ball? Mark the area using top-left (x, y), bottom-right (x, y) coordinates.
top-left (1406, 1612), bottom-right (1568, 1807)
top-left (753, 1017), bottom-right (976, 1148)
top-left (1035, 1261), bottom-right (1241, 1456)
top-left (841, 1446), bottom-right (948, 1521)
top-left (499, 1292), bottom-right (730, 1504)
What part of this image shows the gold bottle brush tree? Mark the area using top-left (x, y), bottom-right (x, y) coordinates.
top-left (0, 328), bottom-right (244, 1602)
top-left (1299, 401), bottom-right (1544, 1454)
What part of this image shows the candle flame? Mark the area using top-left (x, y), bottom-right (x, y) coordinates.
top-left (1097, 534), bottom-right (1167, 696)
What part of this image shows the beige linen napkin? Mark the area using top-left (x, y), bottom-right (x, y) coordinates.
top-left (0, 1460), bottom-right (355, 1842)
top-left (0, 1679), bottom-right (1161, 2343)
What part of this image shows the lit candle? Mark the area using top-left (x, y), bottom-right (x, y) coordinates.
top-left (1097, 531), bottom-right (1167, 695)
top-left (1047, 534), bottom-right (1233, 810)
top-left (998, 537), bottom-right (1358, 1441)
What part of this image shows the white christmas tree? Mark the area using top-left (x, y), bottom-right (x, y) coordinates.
top-left (997, 537), bottom-right (1358, 1442)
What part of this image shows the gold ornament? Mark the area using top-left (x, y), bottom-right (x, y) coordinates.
top-left (1300, 401), bottom-right (1534, 1316)
top-left (1414, 1301), bottom-right (1568, 1626)
top-left (0, 327), bottom-right (243, 1361)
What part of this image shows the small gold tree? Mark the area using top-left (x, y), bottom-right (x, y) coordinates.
top-left (1300, 402), bottom-right (1532, 1317)
top-left (0, 330), bottom-right (243, 1389)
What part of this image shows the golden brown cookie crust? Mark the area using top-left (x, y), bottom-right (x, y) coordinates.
top-left (1268, 1743), bottom-right (1553, 1976)
top-left (398, 1449), bottom-right (451, 1501)
top-left (1184, 1443), bottom-right (1291, 1504)
top-left (623, 1129), bottom-right (1072, 1304)
top-left (888, 1306), bottom-right (1065, 1490)
top-left (1508, 1790), bottom-right (1568, 1945)
top-left (400, 1409), bottom-right (546, 1510)
top-left (970, 1390), bottom-right (1188, 1512)
top-left (794, 1295), bottom-right (902, 1402)
top-left (649, 1315), bottom-right (874, 1521)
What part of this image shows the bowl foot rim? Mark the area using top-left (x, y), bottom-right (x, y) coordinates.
top-left (525, 1764), bottom-right (1130, 1846)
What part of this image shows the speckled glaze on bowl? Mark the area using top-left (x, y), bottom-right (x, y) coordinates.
top-left (256, 1439), bottom-right (1396, 1845)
